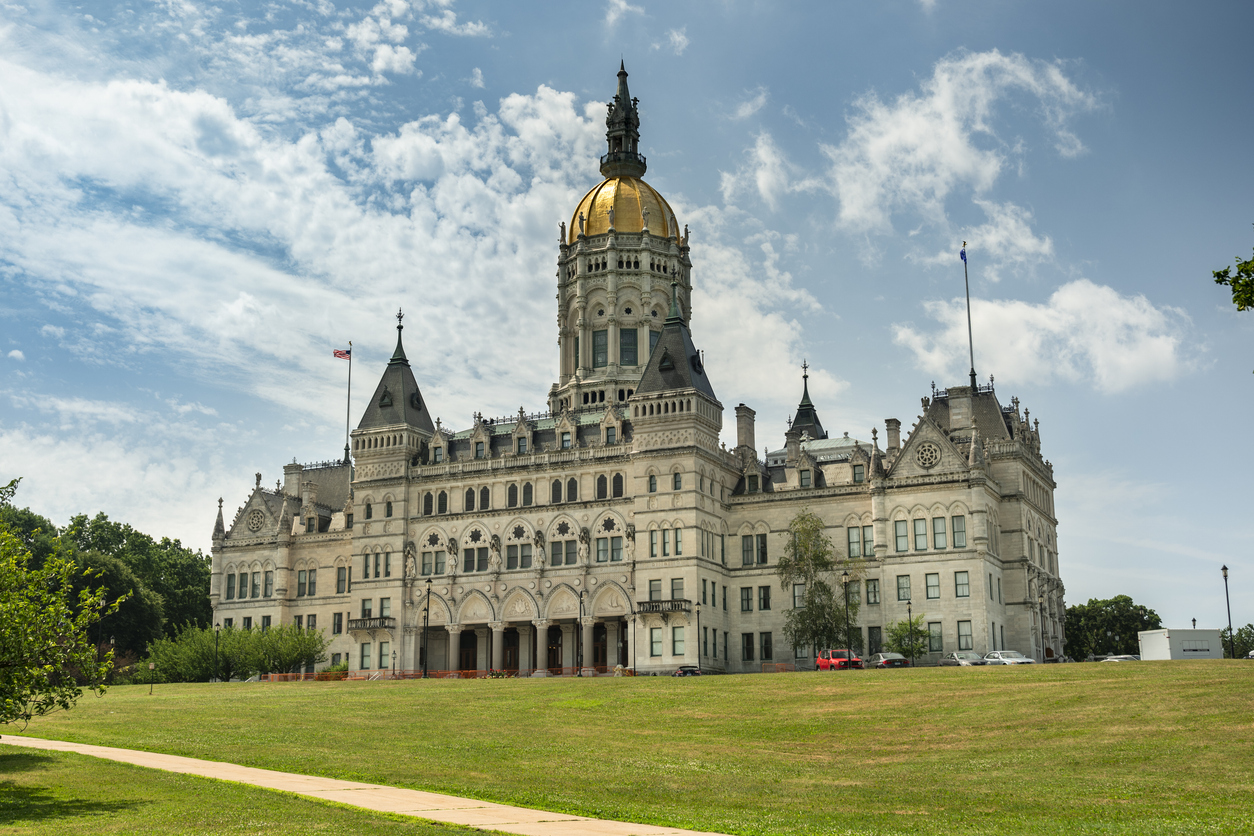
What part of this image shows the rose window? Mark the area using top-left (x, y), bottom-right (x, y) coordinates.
top-left (916, 442), bottom-right (941, 469)
top-left (246, 510), bottom-right (264, 532)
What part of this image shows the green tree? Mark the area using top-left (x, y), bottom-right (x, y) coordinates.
top-left (1, 479), bottom-right (118, 726)
top-left (63, 513), bottom-right (211, 636)
top-left (883, 613), bottom-right (930, 661)
top-left (0, 505), bottom-right (61, 569)
top-left (1064, 595), bottom-right (1162, 659)
top-left (1213, 241), bottom-right (1254, 312)
top-left (776, 508), bottom-right (863, 657)
top-left (253, 624), bottom-right (330, 675)
top-left (73, 552), bottom-right (165, 657)
top-left (1219, 624), bottom-right (1254, 659)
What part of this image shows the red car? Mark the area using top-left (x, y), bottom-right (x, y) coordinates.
top-left (817, 649), bottom-right (863, 670)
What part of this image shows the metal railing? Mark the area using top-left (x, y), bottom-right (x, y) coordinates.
top-left (636, 598), bottom-right (692, 614)
top-left (347, 616), bottom-right (396, 631)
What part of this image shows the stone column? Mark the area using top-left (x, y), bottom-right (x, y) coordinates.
top-left (517, 624), bottom-right (533, 673)
top-left (531, 620), bottom-right (549, 676)
top-left (561, 623), bottom-right (575, 670)
top-left (490, 621), bottom-right (505, 672)
top-left (475, 627), bottom-right (489, 672)
top-left (446, 625), bottom-right (462, 676)
top-left (606, 621), bottom-right (619, 668)
top-left (581, 616), bottom-right (596, 675)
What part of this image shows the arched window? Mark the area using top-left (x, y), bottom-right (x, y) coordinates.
top-left (673, 472), bottom-right (682, 490)
top-left (597, 475), bottom-right (608, 500)
top-left (648, 475), bottom-right (657, 493)
top-left (567, 477), bottom-right (578, 503)
top-left (523, 483), bottom-right (533, 506)
top-left (437, 491), bottom-right (448, 514)
top-left (385, 501), bottom-right (393, 517)
top-left (480, 487), bottom-right (490, 510)
top-left (508, 484), bottom-right (518, 508)
top-left (423, 493), bottom-right (433, 516)
top-left (465, 488), bottom-right (475, 511)
top-left (552, 479), bottom-right (562, 504)
top-left (612, 473), bottom-right (624, 498)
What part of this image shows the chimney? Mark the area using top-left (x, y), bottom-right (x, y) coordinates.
top-left (283, 462), bottom-right (303, 496)
top-left (735, 404), bottom-right (756, 452)
top-left (885, 418), bottom-right (901, 451)
top-left (948, 385), bottom-right (973, 432)
top-left (784, 426), bottom-right (801, 465)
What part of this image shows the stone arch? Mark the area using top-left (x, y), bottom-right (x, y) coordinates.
top-left (547, 515), bottom-right (580, 542)
top-left (505, 518), bottom-right (534, 541)
top-left (592, 510), bottom-right (625, 536)
top-left (544, 584), bottom-right (582, 620)
top-left (456, 589), bottom-right (496, 624)
top-left (424, 592), bottom-right (453, 625)
top-left (590, 580), bottom-right (631, 617)
top-left (500, 588), bottom-right (539, 621)
top-left (736, 521), bottom-right (755, 536)
top-left (418, 526), bottom-right (449, 550)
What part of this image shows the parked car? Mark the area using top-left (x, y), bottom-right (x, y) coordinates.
top-left (671, 665), bottom-right (703, 676)
top-left (983, 650), bottom-right (1036, 665)
top-left (864, 652), bottom-right (910, 668)
top-left (1100, 655), bottom-right (1139, 663)
top-left (817, 649), bottom-right (863, 670)
top-left (940, 651), bottom-right (988, 666)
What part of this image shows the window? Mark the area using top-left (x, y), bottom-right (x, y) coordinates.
top-left (337, 567), bottom-right (347, 593)
top-left (673, 472), bottom-right (682, 490)
top-left (649, 579), bottom-right (662, 601)
top-left (597, 475), bottom-right (608, 500)
top-left (853, 464), bottom-right (865, 483)
top-left (294, 615), bottom-right (302, 629)
top-left (567, 478), bottom-right (578, 502)
top-left (365, 503), bottom-right (373, 520)
top-left (760, 632), bottom-right (773, 661)
top-left (800, 469), bottom-right (811, 488)
top-left (675, 529), bottom-right (683, 556)
top-left (508, 484), bottom-right (518, 508)
top-left (611, 537), bottom-right (622, 562)
top-left (523, 483), bottom-right (533, 506)
top-left (379, 641), bottom-right (390, 669)
top-left (242, 616), bottom-right (252, 630)
top-left (740, 587), bottom-right (753, 612)
top-left (650, 627), bottom-right (662, 656)
top-left (747, 474), bottom-right (758, 492)
top-left (868, 626), bottom-right (882, 655)
top-left (612, 473), bottom-right (623, 497)
top-left (863, 525), bottom-right (874, 555)
top-left (239, 572), bottom-right (248, 599)
top-left (306, 517), bottom-right (315, 533)
top-left (952, 515), bottom-right (967, 548)
top-left (331, 652), bottom-right (340, 666)
top-left (346, 513), bottom-right (354, 529)
top-left (955, 571), bottom-right (970, 598)
top-left (713, 631), bottom-right (718, 659)
top-left (333, 613), bottom-right (342, 635)
top-left (520, 544), bottom-right (531, 569)
top-left (926, 573), bottom-right (940, 600)
top-left (793, 583), bottom-right (806, 608)
top-left (260, 615), bottom-right (271, 631)
top-left (757, 533), bottom-right (768, 564)
top-left (896, 575), bottom-right (911, 601)
top-left (847, 527), bottom-right (861, 558)
top-left (360, 643), bottom-right (371, 670)
top-left (649, 530), bottom-right (658, 557)
top-left (741, 535), bottom-right (754, 567)
top-left (433, 447), bottom-right (444, 463)
top-left (297, 570), bottom-right (307, 597)
top-left (226, 574), bottom-right (235, 599)
top-left (422, 551), bottom-right (433, 575)
top-left (379, 598), bottom-right (391, 618)
top-left (648, 474), bottom-right (657, 493)
top-left (592, 329), bottom-right (608, 367)
top-left (989, 573), bottom-right (994, 600)
top-left (552, 480), bottom-right (562, 504)
top-left (997, 577), bottom-right (1002, 603)
top-left (596, 537), bottom-right (609, 563)
top-left (958, 621), bottom-right (973, 651)
top-left (264, 571), bottom-right (273, 597)
top-left (928, 622), bottom-right (943, 653)
top-left (933, 517), bottom-right (947, 549)
top-left (437, 492), bottom-right (447, 514)
top-left (620, 328), bottom-right (638, 365)
top-left (361, 599), bottom-right (373, 618)
top-left (385, 500), bottom-right (393, 518)
top-left (464, 488), bottom-right (475, 512)
top-left (561, 432), bottom-right (571, 450)
top-left (475, 441), bottom-right (485, 459)
top-left (671, 578), bottom-right (684, 600)
top-left (866, 579), bottom-right (880, 604)
top-left (565, 540), bottom-right (577, 565)
top-left (672, 626), bottom-right (685, 655)
top-left (722, 585), bottom-right (728, 611)
top-left (384, 553), bottom-right (391, 578)
top-left (605, 426), bottom-right (617, 444)
top-left (742, 633), bottom-right (755, 662)
top-left (374, 554), bottom-right (381, 578)
top-left (895, 520), bottom-right (909, 552)
top-left (507, 545), bottom-right (519, 569)
top-left (913, 518), bottom-right (928, 550)
top-left (703, 627), bottom-right (709, 656)
top-left (759, 586), bottom-right (771, 611)
top-left (517, 437), bottom-right (527, 455)
top-left (307, 570), bottom-right (316, 596)
top-left (480, 487), bottom-right (490, 510)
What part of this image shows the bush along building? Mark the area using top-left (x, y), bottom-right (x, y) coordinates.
top-left (210, 65), bottom-right (1064, 675)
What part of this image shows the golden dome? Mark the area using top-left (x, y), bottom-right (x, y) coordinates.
top-left (569, 177), bottom-right (679, 244)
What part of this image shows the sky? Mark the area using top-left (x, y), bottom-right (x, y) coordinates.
top-left (1, 1), bottom-right (1251, 631)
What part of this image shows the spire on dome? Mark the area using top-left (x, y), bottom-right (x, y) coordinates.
top-left (601, 62), bottom-right (646, 178)
top-left (389, 307), bottom-right (408, 366)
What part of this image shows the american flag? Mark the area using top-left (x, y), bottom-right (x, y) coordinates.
top-left (333, 348), bottom-right (351, 359)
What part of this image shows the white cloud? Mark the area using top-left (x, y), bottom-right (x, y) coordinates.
top-left (468, 67), bottom-right (485, 88)
top-left (892, 279), bottom-right (1190, 393)
top-left (719, 133), bottom-right (819, 212)
top-left (666, 28), bottom-right (689, 55)
top-left (734, 86), bottom-right (769, 120)
top-left (916, 199), bottom-right (1054, 279)
top-left (371, 44), bottom-right (417, 74)
top-left (605, 0), bottom-right (644, 28)
top-left (6, 350), bottom-right (25, 361)
top-left (419, 9), bottom-right (490, 37)
top-left (40, 325), bottom-right (66, 339)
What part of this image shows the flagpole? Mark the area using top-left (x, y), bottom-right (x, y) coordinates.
top-left (962, 241), bottom-right (977, 391)
top-left (344, 341), bottom-right (352, 464)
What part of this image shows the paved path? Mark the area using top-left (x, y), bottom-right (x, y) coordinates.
top-left (1, 735), bottom-right (730, 836)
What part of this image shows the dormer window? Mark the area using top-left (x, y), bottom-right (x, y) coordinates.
top-left (800, 470), bottom-right (811, 488)
top-left (747, 475), bottom-right (759, 493)
top-left (346, 513), bottom-right (354, 529)
top-left (561, 432), bottom-right (571, 450)
top-left (853, 465), bottom-right (865, 483)
top-left (433, 446), bottom-right (443, 463)
top-left (475, 441), bottom-right (485, 459)
top-left (517, 437), bottom-right (527, 454)
top-left (306, 517), bottom-right (316, 533)
top-left (605, 426), bottom-right (617, 444)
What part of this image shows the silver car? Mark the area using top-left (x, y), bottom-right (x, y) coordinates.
top-left (983, 650), bottom-right (1036, 665)
top-left (940, 651), bottom-right (987, 666)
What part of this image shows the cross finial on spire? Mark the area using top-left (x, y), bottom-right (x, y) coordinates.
top-left (802, 359), bottom-right (809, 379)
top-left (396, 307), bottom-right (404, 329)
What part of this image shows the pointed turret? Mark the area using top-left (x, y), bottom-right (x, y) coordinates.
top-left (635, 283), bottom-right (716, 400)
top-left (789, 361), bottom-right (828, 441)
top-left (213, 497), bottom-right (226, 541)
top-left (601, 62), bottom-right (646, 178)
top-left (355, 308), bottom-right (436, 436)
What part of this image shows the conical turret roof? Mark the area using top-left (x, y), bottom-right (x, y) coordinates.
top-left (356, 310), bottom-right (436, 434)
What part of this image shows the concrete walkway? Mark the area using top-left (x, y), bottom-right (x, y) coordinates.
top-left (1, 735), bottom-right (729, 836)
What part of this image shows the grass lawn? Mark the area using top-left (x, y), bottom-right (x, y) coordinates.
top-left (17, 662), bottom-right (1254, 835)
top-left (0, 745), bottom-right (501, 835)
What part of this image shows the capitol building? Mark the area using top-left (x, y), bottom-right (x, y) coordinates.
top-left (210, 65), bottom-right (1065, 675)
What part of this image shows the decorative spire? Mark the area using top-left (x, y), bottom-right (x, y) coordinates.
top-left (601, 62), bottom-right (646, 178)
top-left (213, 498), bottom-right (225, 540)
top-left (389, 307), bottom-right (409, 366)
top-left (666, 280), bottom-right (682, 323)
top-left (800, 359), bottom-right (813, 406)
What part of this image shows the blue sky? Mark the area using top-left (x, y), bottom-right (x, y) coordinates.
top-left (2, 1), bottom-right (1251, 630)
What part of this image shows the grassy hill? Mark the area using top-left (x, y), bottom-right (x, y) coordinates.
top-left (20, 662), bottom-right (1254, 835)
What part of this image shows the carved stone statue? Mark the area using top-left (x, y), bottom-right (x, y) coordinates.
top-left (641, 207), bottom-right (649, 231)
top-left (577, 527), bottom-right (590, 564)
top-left (489, 534), bottom-right (502, 570)
top-left (559, 221), bottom-right (566, 242)
top-left (533, 530), bottom-right (546, 569)
top-left (578, 212), bottom-right (585, 236)
top-left (607, 207), bottom-right (615, 228)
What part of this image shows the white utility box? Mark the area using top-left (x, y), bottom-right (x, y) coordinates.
top-left (1137, 628), bottom-right (1224, 660)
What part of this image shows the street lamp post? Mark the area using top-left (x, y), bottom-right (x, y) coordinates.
top-left (422, 577), bottom-right (432, 678)
top-left (628, 601), bottom-right (636, 675)
top-left (578, 590), bottom-right (585, 676)
top-left (1038, 594), bottom-right (1045, 661)
top-left (214, 623), bottom-right (221, 683)
top-left (841, 569), bottom-right (851, 671)
top-left (695, 602), bottom-right (701, 673)
top-left (1192, 618), bottom-right (1197, 629)
top-left (392, 649), bottom-right (397, 679)
top-left (1222, 565), bottom-right (1235, 659)
top-left (907, 600), bottom-right (914, 668)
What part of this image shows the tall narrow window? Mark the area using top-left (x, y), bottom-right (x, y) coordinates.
top-left (853, 464), bottom-right (865, 483)
top-left (263, 571), bottom-right (273, 597)
top-left (480, 487), bottom-right (490, 510)
top-left (928, 622), bottom-right (943, 653)
top-left (952, 515), bottom-right (967, 548)
top-left (517, 437), bottom-right (527, 455)
top-left (742, 633), bottom-right (755, 662)
top-left (565, 541), bottom-right (577, 565)
top-left (958, 620), bottom-right (973, 650)
top-left (422, 552), bottom-right (433, 575)
top-left (605, 426), bottom-right (617, 444)
top-left (866, 579), bottom-right (880, 604)
top-left (662, 529), bottom-right (670, 556)
top-left (897, 575), bottom-right (911, 601)
top-left (552, 480), bottom-right (562, 504)
top-left (955, 571), bottom-right (970, 598)
top-left (332, 613), bottom-right (342, 634)
top-left (475, 441), bottom-right (485, 459)
top-left (756, 533), bottom-right (768, 564)
top-left (522, 483), bottom-right (533, 506)
top-left (612, 473), bottom-right (623, 497)
top-left (423, 493), bottom-right (433, 515)
top-left (673, 472), bottom-right (682, 490)
top-left (913, 518), bottom-right (928, 550)
top-left (926, 573), bottom-right (940, 599)
top-left (433, 447), bottom-right (443, 463)
top-left (465, 488), bottom-right (475, 511)
top-left (650, 627), bottom-right (662, 656)
top-left (800, 469), bottom-right (811, 488)
top-left (672, 626), bottom-right (685, 655)
top-left (434, 550), bottom-right (446, 574)
top-left (226, 574), bottom-right (236, 599)
top-left (760, 633), bottom-right (773, 661)
top-left (437, 491), bottom-right (448, 514)
top-left (649, 579), bottom-right (662, 601)
top-left (385, 501), bottom-right (393, 517)
top-left (741, 535), bottom-right (754, 567)
top-left (740, 587), bottom-right (752, 612)
top-left (597, 475), bottom-right (608, 499)
top-left (847, 527), bottom-right (861, 558)
top-left (507, 545), bottom-right (519, 570)
top-left (759, 586), bottom-right (771, 611)
top-left (620, 329), bottom-right (638, 366)
top-left (297, 569), bottom-right (307, 597)
top-left (895, 520), bottom-right (909, 552)
top-left (561, 432), bottom-right (571, 449)
top-left (520, 544), bottom-right (532, 569)
top-left (610, 537), bottom-right (622, 562)
top-left (337, 567), bottom-right (346, 594)
top-left (567, 477), bottom-right (578, 502)
top-left (648, 475), bottom-right (657, 493)
top-left (675, 529), bottom-right (683, 555)
top-left (863, 525), bottom-right (874, 555)
top-left (793, 583), bottom-right (806, 608)
top-left (365, 503), bottom-right (373, 520)
top-left (933, 517), bottom-right (948, 549)
top-left (650, 530), bottom-right (658, 558)
top-left (596, 538), bottom-right (609, 563)
top-left (592, 329), bottom-right (609, 367)
top-left (508, 484), bottom-right (518, 508)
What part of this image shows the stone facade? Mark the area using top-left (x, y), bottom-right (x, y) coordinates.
top-left (209, 66), bottom-right (1065, 675)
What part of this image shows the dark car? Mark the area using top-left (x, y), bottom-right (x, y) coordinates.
top-left (940, 652), bottom-right (988, 667)
top-left (671, 665), bottom-right (703, 676)
top-left (865, 652), bottom-right (910, 668)
top-left (817, 649), bottom-right (863, 670)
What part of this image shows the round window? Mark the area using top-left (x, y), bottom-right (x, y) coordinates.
top-left (246, 509), bottom-right (265, 532)
top-left (598, 309), bottom-right (605, 317)
top-left (916, 442), bottom-right (941, 469)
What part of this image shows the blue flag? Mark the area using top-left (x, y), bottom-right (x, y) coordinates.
top-left (960, 247), bottom-right (967, 263)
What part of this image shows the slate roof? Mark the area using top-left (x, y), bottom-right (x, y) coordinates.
top-left (356, 323), bottom-right (436, 435)
top-left (633, 284), bottom-right (717, 400)
top-left (926, 388), bottom-right (1011, 441)
top-left (789, 375), bottom-right (827, 441)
